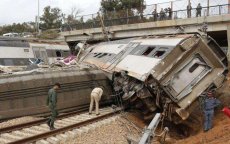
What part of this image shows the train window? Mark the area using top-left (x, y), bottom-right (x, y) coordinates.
top-left (46, 50), bottom-right (55, 57)
top-left (56, 51), bottom-right (61, 57)
top-left (153, 50), bottom-right (165, 58)
top-left (118, 45), bottom-right (123, 48)
top-left (189, 63), bottom-right (199, 73)
top-left (98, 53), bottom-right (108, 58)
top-left (131, 43), bottom-right (139, 48)
top-left (142, 47), bottom-right (155, 56)
top-left (24, 49), bottom-right (29, 52)
top-left (19, 59), bottom-right (25, 65)
top-left (94, 53), bottom-right (101, 57)
top-left (62, 50), bottom-right (70, 57)
top-left (4, 59), bottom-right (14, 66)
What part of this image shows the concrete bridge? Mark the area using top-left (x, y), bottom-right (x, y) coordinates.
top-left (61, 3), bottom-right (230, 58)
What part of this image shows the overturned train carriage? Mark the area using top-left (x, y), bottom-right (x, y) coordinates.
top-left (81, 34), bottom-right (228, 122)
top-left (0, 69), bottom-right (112, 120)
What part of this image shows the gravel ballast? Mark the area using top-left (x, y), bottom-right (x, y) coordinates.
top-left (0, 116), bottom-right (41, 129)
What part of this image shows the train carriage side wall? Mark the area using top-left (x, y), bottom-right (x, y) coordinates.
top-left (0, 69), bottom-right (112, 120)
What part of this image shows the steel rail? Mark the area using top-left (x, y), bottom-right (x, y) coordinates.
top-left (0, 103), bottom-right (111, 133)
top-left (8, 109), bottom-right (119, 144)
top-left (0, 107), bottom-right (90, 134)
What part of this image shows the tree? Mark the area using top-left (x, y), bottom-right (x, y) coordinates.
top-left (100, 0), bottom-right (120, 13)
top-left (40, 6), bottom-right (62, 30)
top-left (65, 6), bottom-right (82, 25)
top-left (100, 0), bottom-right (146, 18)
top-left (60, 6), bottom-right (83, 31)
top-left (0, 22), bottom-right (35, 35)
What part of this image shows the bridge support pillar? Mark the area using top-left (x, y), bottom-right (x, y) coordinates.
top-left (227, 24), bottom-right (230, 61)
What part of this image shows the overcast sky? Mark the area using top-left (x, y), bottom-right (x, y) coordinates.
top-left (0, 0), bottom-right (227, 25)
top-left (0, 0), bottom-right (172, 25)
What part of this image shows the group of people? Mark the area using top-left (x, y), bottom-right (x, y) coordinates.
top-left (46, 83), bottom-right (103, 130)
top-left (187, 3), bottom-right (202, 18)
top-left (152, 7), bottom-right (172, 21)
top-left (152, 3), bottom-right (203, 21)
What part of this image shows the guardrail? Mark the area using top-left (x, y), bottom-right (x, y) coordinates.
top-left (62, 4), bottom-right (230, 31)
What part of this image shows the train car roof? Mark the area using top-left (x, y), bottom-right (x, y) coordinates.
top-left (84, 34), bottom-right (194, 81)
top-left (30, 42), bottom-right (69, 50)
top-left (0, 36), bottom-right (27, 41)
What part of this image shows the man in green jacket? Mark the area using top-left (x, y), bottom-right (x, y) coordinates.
top-left (46, 83), bottom-right (61, 130)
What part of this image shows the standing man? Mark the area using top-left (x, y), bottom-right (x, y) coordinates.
top-left (187, 2), bottom-right (192, 18)
top-left (168, 7), bottom-right (172, 20)
top-left (152, 9), bottom-right (158, 21)
top-left (196, 3), bottom-right (202, 17)
top-left (160, 8), bottom-right (165, 20)
top-left (46, 83), bottom-right (61, 130)
top-left (203, 90), bottom-right (221, 132)
top-left (89, 87), bottom-right (103, 115)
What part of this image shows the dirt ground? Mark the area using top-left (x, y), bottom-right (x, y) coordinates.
top-left (172, 77), bottom-right (230, 144)
top-left (174, 112), bottom-right (230, 144)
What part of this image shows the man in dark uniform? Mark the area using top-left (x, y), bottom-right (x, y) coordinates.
top-left (160, 8), bottom-right (165, 20)
top-left (187, 2), bottom-right (192, 18)
top-left (196, 3), bottom-right (202, 17)
top-left (168, 7), bottom-right (172, 20)
top-left (152, 9), bottom-right (158, 21)
top-left (46, 83), bottom-right (61, 130)
top-left (203, 90), bottom-right (221, 132)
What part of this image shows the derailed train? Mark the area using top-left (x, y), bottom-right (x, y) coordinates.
top-left (0, 69), bottom-right (112, 120)
top-left (80, 34), bottom-right (228, 122)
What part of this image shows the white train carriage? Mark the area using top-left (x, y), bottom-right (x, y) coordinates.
top-left (0, 37), bottom-right (34, 66)
top-left (0, 37), bottom-right (70, 66)
top-left (30, 43), bottom-right (70, 64)
top-left (81, 34), bottom-right (228, 121)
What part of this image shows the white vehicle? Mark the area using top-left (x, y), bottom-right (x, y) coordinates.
top-left (3, 33), bottom-right (19, 37)
top-left (0, 37), bottom-right (70, 66)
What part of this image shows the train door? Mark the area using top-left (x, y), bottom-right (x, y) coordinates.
top-left (32, 47), bottom-right (48, 64)
top-left (167, 54), bottom-right (211, 101)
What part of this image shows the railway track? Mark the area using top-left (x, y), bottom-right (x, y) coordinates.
top-left (0, 106), bottom-right (91, 134)
top-left (0, 107), bottom-right (120, 144)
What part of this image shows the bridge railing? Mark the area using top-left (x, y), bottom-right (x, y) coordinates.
top-left (61, 4), bottom-right (230, 31)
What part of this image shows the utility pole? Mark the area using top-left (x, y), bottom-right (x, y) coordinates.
top-left (37, 0), bottom-right (40, 35)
